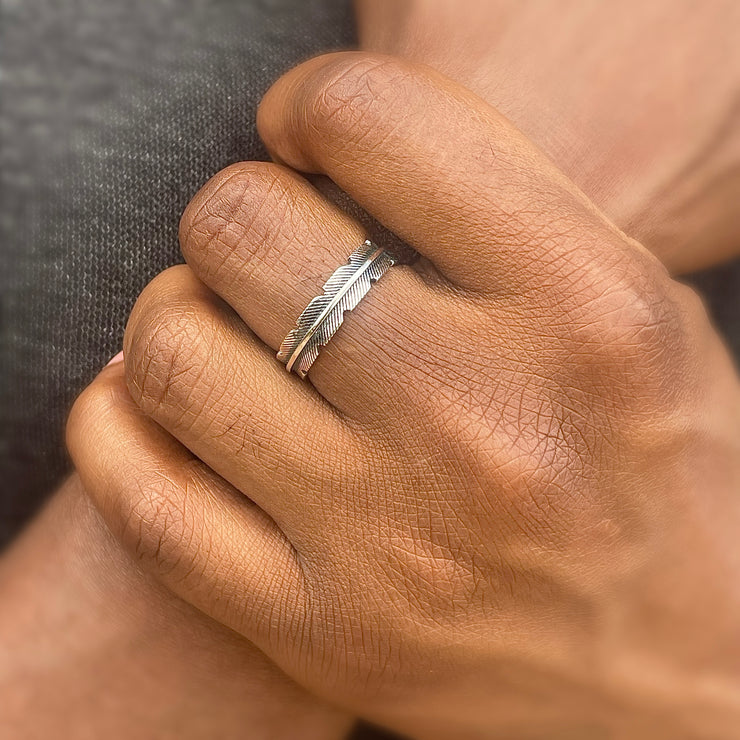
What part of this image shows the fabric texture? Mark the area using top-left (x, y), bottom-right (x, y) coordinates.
top-left (0, 0), bottom-right (359, 545)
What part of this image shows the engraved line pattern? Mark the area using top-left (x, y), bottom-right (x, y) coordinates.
top-left (277, 240), bottom-right (398, 378)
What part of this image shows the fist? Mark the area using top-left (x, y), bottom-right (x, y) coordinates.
top-left (68, 53), bottom-right (740, 739)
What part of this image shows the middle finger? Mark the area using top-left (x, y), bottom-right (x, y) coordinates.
top-left (179, 160), bottom-right (462, 419)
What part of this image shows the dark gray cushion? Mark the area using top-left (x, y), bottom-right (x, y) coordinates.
top-left (0, 0), bottom-right (357, 545)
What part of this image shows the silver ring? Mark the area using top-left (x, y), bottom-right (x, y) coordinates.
top-left (277, 240), bottom-right (398, 378)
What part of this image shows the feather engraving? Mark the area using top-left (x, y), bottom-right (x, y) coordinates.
top-left (277, 241), bottom-right (398, 377)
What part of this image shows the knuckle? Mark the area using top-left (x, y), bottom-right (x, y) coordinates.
top-left (123, 266), bottom-right (207, 418)
top-left (66, 375), bottom-right (118, 465)
top-left (306, 54), bottom-right (416, 145)
top-left (595, 279), bottom-right (679, 358)
top-left (119, 471), bottom-right (196, 577)
top-left (525, 260), bottom-right (706, 468)
top-left (553, 256), bottom-right (686, 387)
top-left (179, 161), bottom-right (295, 276)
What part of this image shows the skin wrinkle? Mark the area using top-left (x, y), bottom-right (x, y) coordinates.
top-left (267, 55), bottom-right (630, 297)
top-left (131, 309), bottom-right (220, 428)
top-left (201, 172), bottom-right (290, 285)
top-left (180, 167), bottom-right (251, 261)
top-left (66, 51), bottom-right (740, 739)
top-left (81, 391), bottom-right (224, 591)
top-left (124, 270), bottom-right (363, 532)
top-left (137, 456), bottom-right (304, 648)
top-left (308, 57), bottom-right (402, 152)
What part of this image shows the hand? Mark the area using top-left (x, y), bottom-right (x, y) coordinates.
top-left (68, 53), bottom-right (740, 739)
top-left (0, 475), bottom-right (351, 739)
top-left (357, 0), bottom-right (740, 273)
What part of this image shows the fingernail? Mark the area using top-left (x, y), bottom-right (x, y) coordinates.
top-left (105, 351), bottom-right (124, 367)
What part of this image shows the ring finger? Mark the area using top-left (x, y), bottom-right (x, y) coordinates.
top-left (178, 161), bottom-right (462, 418)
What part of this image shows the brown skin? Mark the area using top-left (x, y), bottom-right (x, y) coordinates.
top-left (8, 7), bottom-right (739, 734)
top-left (356, 0), bottom-right (740, 274)
top-left (68, 53), bottom-right (740, 739)
top-left (0, 472), bottom-right (351, 739)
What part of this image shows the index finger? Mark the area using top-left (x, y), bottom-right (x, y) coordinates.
top-left (257, 52), bottom-right (641, 294)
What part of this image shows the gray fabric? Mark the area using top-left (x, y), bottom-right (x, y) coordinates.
top-left (0, 0), bottom-right (357, 545)
top-left (0, 0), bottom-right (738, 554)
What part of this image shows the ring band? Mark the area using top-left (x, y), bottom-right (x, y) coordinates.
top-left (277, 240), bottom-right (398, 378)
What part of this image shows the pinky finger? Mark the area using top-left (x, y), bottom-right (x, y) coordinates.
top-left (66, 358), bottom-right (308, 654)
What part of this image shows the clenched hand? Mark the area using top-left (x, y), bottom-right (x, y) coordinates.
top-left (68, 53), bottom-right (740, 739)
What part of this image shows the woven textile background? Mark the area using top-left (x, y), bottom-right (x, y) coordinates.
top-left (0, 0), bottom-right (357, 546)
